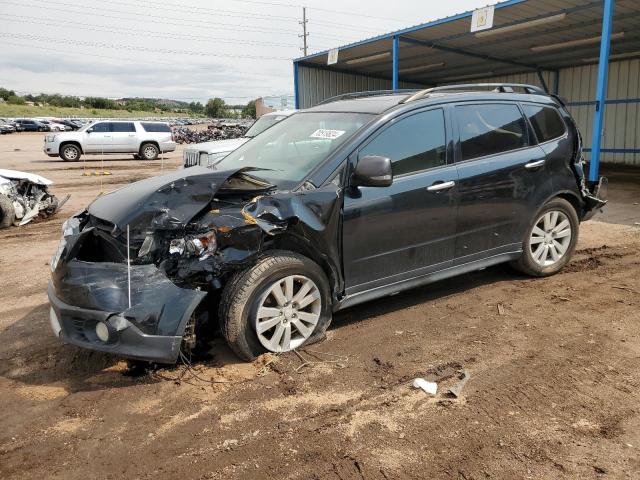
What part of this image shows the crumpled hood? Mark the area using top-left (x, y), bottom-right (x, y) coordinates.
top-left (87, 166), bottom-right (247, 232)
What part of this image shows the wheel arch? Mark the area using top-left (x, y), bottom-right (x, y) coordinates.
top-left (266, 233), bottom-right (342, 302)
top-left (59, 140), bottom-right (83, 154)
top-left (550, 190), bottom-right (584, 220)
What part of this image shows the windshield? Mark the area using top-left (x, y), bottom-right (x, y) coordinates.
top-left (216, 112), bottom-right (372, 186)
top-left (244, 114), bottom-right (288, 138)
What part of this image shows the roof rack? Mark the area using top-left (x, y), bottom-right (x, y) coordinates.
top-left (402, 83), bottom-right (546, 103)
top-left (318, 89), bottom-right (418, 105)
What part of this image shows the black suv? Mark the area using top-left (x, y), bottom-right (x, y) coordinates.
top-left (48, 84), bottom-right (606, 363)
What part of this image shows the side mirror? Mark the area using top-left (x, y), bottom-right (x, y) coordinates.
top-left (87, 128), bottom-right (94, 133)
top-left (352, 155), bottom-right (393, 188)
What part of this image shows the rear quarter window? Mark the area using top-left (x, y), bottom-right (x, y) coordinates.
top-left (141, 122), bottom-right (171, 133)
top-left (455, 103), bottom-right (528, 161)
top-left (523, 104), bottom-right (566, 143)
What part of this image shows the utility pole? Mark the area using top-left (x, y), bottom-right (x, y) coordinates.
top-left (299, 6), bottom-right (308, 56)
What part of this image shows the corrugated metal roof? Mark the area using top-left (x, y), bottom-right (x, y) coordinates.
top-left (295, 0), bottom-right (640, 86)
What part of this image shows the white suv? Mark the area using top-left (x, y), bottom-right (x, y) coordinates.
top-left (44, 120), bottom-right (176, 161)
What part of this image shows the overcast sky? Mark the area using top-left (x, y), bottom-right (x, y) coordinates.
top-left (0, 0), bottom-right (494, 103)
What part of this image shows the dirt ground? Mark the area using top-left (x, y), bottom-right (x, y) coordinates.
top-left (1, 132), bottom-right (639, 480)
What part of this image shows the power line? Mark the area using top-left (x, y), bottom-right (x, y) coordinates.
top-left (0, 0), bottom-right (298, 35)
top-left (0, 33), bottom-right (293, 60)
top-left (0, 41), bottom-right (293, 77)
top-left (208, 0), bottom-right (415, 23)
top-left (0, 14), bottom-right (299, 48)
top-left (110, 0), bottom-right (299, 21)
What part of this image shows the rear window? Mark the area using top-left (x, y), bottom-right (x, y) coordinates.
top-left (456, 104), bottom-right (528, 161)
top-left (141, 122), bottom-right (171, 132)
top-left (111, 122), bottom-right (136, 132)
top-left (523, 104), bottom-right (566, 143)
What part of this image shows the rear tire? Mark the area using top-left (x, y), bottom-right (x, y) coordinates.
top-left (511, 198), bottom-right (579, 277)
top-left (0, 194), bottom-right (16, 229)
top-left (219, 251), bottom-right (332, 361)
top-left (140, 143), bottom-right (159, 160)
top-left (60, 143), bottom-right (81, 162)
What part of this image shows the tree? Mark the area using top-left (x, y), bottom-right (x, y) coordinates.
top-left (188, 101), bottom-right (204, 115)
top-left (205, 97), bottom-right (227, 118)
top-left (242, 100), bottom-right (257, 119)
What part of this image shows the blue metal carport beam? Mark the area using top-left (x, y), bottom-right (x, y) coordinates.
top-left (589, 0), bottom-right (615, 183)
top-left (398, 36), bottom-right (544, 72)
top-left (392, 36), bottom-right (399, 90)
top-left (293, 61), bottom-right (300, 109)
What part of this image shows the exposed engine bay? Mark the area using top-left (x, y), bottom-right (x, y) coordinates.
top-left (0, 169), bottom-right (69, 228)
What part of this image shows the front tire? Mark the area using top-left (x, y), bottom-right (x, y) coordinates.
top-left (60, 144), bottom-right (81, 162)
top-left (0, 194), bottom-right (16, 229)
top-left (140, 143), bottom-right (159, 160)
top-left (219, 251), bottom-right (332, 361)
top-left (512, 198), bottom-right (579, 277)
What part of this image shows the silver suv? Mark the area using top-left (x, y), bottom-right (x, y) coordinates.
top-left (44, 120), bottom-right (176, 161)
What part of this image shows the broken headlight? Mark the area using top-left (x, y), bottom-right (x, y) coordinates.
top-left (169, 231), bottom-right (217, 260)
top-left (51, 217), bottom-right (81, 272)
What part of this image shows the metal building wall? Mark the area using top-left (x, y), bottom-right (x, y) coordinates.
top-left (297, 65), bottom-right (424, 108)
top-left (559, 58), bottom-right (640, 166)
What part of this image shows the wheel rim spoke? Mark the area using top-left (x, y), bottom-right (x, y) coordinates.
top-left (269, 323), bottom-right (286, 351)
top-left (553, 239), bottom-right (568, 254)
top-left (292, 280), bottom-right (312, 303)
top-left (553, 219), bottom-right (569, 233)
top-left (257, 315), bottom-right (283, 334)
top-left (530, 235), bottom-right (545, 245)
top-left (297, 290), bottom-right (320, 309)
top-left (291, 318), bottom-right (313, 337)
top-left (296, 311), bottom-right (319, 325)
top-left (284, 276), bottom-right (294, 301)
top-left (270, 282), bottom-right (287, 306)
top-left (257, 306), bottom-right (280, 319)
top-left (555, 228), bottom-right (571, 239)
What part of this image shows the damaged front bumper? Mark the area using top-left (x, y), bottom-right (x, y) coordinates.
top-left (48, 260), bottom-right (206, 364)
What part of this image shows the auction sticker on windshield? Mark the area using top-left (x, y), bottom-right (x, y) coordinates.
top-left (310, 129), bottom-right (345, 140)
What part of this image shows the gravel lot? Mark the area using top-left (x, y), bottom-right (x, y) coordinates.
top-left (1, 132), bottom-right (639, 479)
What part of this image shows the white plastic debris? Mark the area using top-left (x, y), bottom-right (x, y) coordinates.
top-left (412, 378), bottom-right (438, 395)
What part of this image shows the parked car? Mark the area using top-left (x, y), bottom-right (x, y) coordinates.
top-left (48, 84), bottom-right (606, 363)
top-left (1, 118), bottom-right (24, 132)
top-left (36, 119), bottom-right (69, 132)
top-left (15, 119), bottom-right (49, 132)
top-left (52, 119), bottom-right (81, 131)
top-left (0, 122), bottom-right (15, 134)
top-left (183, 110), bottom-right (296, 168)
top-left (43, 120), bottom-right (176, 161)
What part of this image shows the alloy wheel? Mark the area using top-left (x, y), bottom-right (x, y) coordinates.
top-left (530, 210), bottom-right (572, 267)
top-left (254, 275), bottom-right (321, 353)
top-left (63, 146), bottom-right (78, 160)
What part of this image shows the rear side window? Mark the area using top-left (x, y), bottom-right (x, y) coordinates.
top-left (141, 122), bottom-right (171, 132)
top-left (359, 109), bottom-right (446, 176)
top-left (456, 104), bottom-right (528, 161)
top-left (523, 104), bottom-right (566, 143)
top-left (111, 122), bottom-right (136, 132)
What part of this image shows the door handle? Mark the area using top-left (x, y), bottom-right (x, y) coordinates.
top-left (524, 159), bottom-right (545, 170)
top-left (427, 180), bottom-right (456, 192)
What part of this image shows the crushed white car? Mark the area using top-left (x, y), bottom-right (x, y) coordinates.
top-left (0, 169), bottom-right (69, 228)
